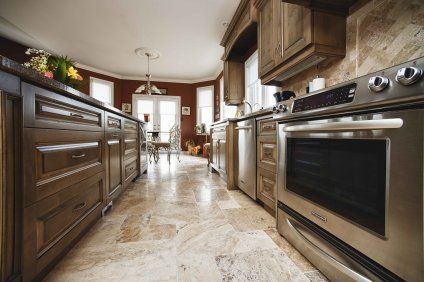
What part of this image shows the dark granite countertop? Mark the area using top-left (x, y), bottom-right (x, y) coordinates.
top-left (0, 55), bottom-right (144, 123)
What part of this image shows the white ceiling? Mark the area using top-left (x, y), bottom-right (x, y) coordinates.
top-left (0, 0), bottom-right (240, 82)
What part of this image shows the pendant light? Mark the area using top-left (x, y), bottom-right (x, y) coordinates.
top-left (134, 47), bottom-right (161, 95)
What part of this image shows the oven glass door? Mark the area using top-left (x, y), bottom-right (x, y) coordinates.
top-left (286, 137), bottom-right (387, 236)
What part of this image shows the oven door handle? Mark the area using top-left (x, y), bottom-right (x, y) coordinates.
top-left (235, 126), bottom-right (253, 130)
top-left (283, 118), bottom-right (403, 132)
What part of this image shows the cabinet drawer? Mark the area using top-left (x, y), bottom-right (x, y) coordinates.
top-left (258, 119), bottom-right (277, 135)
top-left (256, 167), bottom-right (276, 211)
top-left (124, 158), bottom-right (137, 184)
top-left (124, 118), bottom-right (138, 133)
top-left (23, 129), bottom-right (105, 206)
top-left (106, 112), bottom-right (123, 131)
top-left (124, 133), bottom-right (138, 161)
top-left (23, 172), bottom-right (104, 281)
top-left (22, 82), bottom-right (104, 131)
top-left (257, 135), bottom-right (277, 171)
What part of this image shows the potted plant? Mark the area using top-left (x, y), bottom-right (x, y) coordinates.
top-left (185, 139), bottom-right (195, 155)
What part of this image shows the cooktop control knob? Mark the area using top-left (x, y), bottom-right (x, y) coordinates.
top-left (278, 104), bottom-right (288, 112)
top-left (395, 66), bottom-right (423, 85)
top-left (272, 106), bottom-right (279, 113)
top-left (368, 76), bottom-right (389, 92)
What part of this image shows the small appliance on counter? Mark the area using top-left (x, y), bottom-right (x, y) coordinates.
top-left (273, 90), bottom-right (296, 103)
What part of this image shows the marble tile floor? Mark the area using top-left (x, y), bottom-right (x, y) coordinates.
top-left (44, 153), bottom-right (328, 282)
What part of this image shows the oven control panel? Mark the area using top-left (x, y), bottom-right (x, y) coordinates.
top-left (292, 83), bottom-right (357, 113)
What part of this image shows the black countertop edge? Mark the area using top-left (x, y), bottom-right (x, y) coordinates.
top-left (211, 108), bottom-right (274, 126)
top-left (0, 55), bottom-right (145, 123)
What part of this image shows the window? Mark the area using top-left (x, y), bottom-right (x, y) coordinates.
top-left (196, 86), bottom-right (213, 133)
top-left (245, 51), bottom-right (280, 112)
top-left (220, 76), bottom-right (237, 120)
top-left (90, 77), bottom-right (114, 106)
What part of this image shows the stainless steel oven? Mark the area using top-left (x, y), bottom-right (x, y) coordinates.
top-left (274, 58), bottom-right (424, 281)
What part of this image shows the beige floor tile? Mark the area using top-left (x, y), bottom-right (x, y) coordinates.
top-left (45, 154), bottom-right (323, 281)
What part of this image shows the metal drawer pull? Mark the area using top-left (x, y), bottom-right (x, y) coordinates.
top-left (70, 113), bottom-right (84, 119)
top-left (72, 153), bottom-right (86, 159)
top-left (235, 125), bottom-right (253, 130)
top-left (109, 121), bottom-right (119, 126)
top-left (112, 134), bottom-right (120, 138)
top-left (263, 124), bottom-right (276, 130)
top-left (72, 202), bottom-right (87, 212)
top-left (283, 118), bottom-right (403, 132)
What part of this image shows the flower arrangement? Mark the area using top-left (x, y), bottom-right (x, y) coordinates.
top-left (23, 48), bottom-right (84, 89)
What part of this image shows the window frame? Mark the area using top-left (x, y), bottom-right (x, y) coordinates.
top-left (196, 85), bottom-right (214, 133)
top-left (89, 76), bottom-right (114, 106)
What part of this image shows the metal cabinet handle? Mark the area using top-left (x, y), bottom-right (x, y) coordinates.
top-left (72, 153), bottom-right (86, 159)
top-left (263, 124), bottom-right (276, 130)
top-left (72, 202), bottom-right (87, 212)
top-left (129, 166), bottom-right (134, 171)
top-left (235, 125), bottom-right (253, 130)
top-left (70, 113), bottom-right (84, 119)
top-left (283, 118), bottom-right (404, 132)
top-left (109, 121), bottom-right (119, 126)
top-left (112, 134), bottom-right (120, 138)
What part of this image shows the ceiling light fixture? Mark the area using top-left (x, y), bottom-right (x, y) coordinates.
top-left (134, 47), bottom-right (162, 95)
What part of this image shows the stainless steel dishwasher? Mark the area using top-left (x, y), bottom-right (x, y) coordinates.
top-left (236, 118), bottom-right (256, 199)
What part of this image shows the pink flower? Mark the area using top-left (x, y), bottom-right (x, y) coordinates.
top-left (44, 71), bottom-right (53, 79)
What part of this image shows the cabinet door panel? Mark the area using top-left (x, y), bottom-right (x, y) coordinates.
top-left (22, 82), bottom-right (104, 131)
top-left (106, 132), bottom-right (123, 201)
top-left (23, 129), bottom-right (105, 206)
top-left (23, 172), bottom-right (104, 281)
top-left (218, 139), bottom-right (227, 173)
top-left (281, 3), bottom-right (312, 61)
top-left (257, 135), bottom-right (277, 172)
top-left (257, 167), bottom-right (276, 212)
top-left (258, 0), bottom-right (276, 76)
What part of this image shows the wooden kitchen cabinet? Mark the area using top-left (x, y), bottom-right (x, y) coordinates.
top-left (0, 90), bottom-right (22, 282)
top-left (223, 60), bottom-right (245, 105)
top-left (1, 56), bottom-right (146, 281)
top-left (105, 131), bottom-right (124, 202)
top-left (256, 117), bottom-right (277, 214)
top-left (255, 0), bottom-right (346, 83)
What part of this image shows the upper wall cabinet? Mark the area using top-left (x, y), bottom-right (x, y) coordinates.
top-left (220, 0), bottom-right (258, 105)
top-left (255, 0), bottom-right (346, 84)
top-left (221, 0), bottom-right (257, 61)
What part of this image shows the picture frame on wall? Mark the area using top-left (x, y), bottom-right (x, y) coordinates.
top-left (122, 103), bottom-right (131, 113)
top-left (182, 106), bottom-right (190, 115)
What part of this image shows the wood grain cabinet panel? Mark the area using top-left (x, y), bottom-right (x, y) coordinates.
top-left (257, 135), bottom-right (277, 171)
top-left (106, 131), bottom-right (124, 202)
top-left (257, 167), bottom-right (276, 212)
top-left (105, 112), bottom-right (123, 131)
top-left (23, 172), bottom-right (105, 282)
top-left (124, 118), bottom-right (138, 133)
top-left (124, 133), bottom-right (138, 161)
top-left (22, 82), bottom-right (104, 131)
top-left (23, 129), bottom-right (105, 206)
top-left (124, 158), bottom-right (138, 186)
top-left (255, 0), bottom-right (346, 83)
top-left (258, 119), bottom-right (277, 135)
top-left (223, 60), bottom-right (245, 105)
top-left (1, 91), bottom-right (22, 282)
